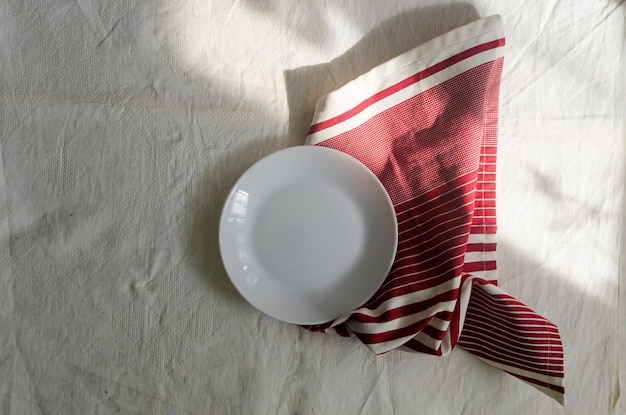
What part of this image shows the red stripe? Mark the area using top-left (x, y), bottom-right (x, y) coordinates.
top-left (354, 290), bottom-right (458, 323)
top-left (462, 261), bottom-right (497, 273)
top-left (475, 191), bottom-right (496, 199)
top-left (398, 221), bottom-right (470, 257)
top-left (404, 339), bottom-right (442, 355)
top-left (459, 282), bottom-right (565, 377)
top-left (334, 325), bottom-right (351, 337)
top-left (466, 242), bottom-right (497, 252)
top-left (365, 275), bottom-right (460, 310)
top-left (422, 323), bottom-right (447, 341)
top-left (472, 209), bottom-right (496, 218)
top-left (354, 316), bottom-right (434, 344)
top-left (463, 315), bottom-right (561, 342)
top-left (504, 372), bottom-right (565, 395)
top-left (398, 206), bottom-right (474, 241)
top-left (396, 223), bottom-right (471, 262)
top-left (387, 256), bottom-right (465, 289)
top-left (476, 182), bottom-right (496, 191)
top-left (390, 250), bottom-right (466, 281)
top-left (470, 288), bottom-right (556, 313)
top-left (481, 146), bottom-right (498, 155)
top-left (399, 197), bottom-right (475, 235)
top-left (386, 239), bottom-right (467, 279)
top-left (471, 217), bottom-right (497, 226)
top-left (308, 38), bottom-right (506, 134)
top-left (386, 256), bottom-right (465, 288)
top-left (460, 324), bottom-right (563, 353)
top-left (459, 345), bottom-right (564, 376)
top-left (399, 213), bottom-right (474, 248)
top-left (374, 274), bottom-right (460, 306)
top-left (395, 172), bottom-right (478, 221)
top-left (459, 335), bottom-right (563, 361)
top-left (302, 322), bottom-right (334, 332)
top-left (474, 199), bottom-right (496, 208)
top-left (467, 290), bottom-right (536, 312)
top-left (470, 225), bottom-right (497, 234)
top-left (434, 310), bottom-right (454, 321)
top-left (399, 220), bottom-right (472, 251)
top-left (465, 294), bottom-right (558, 330)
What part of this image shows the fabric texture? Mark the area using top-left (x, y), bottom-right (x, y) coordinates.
top-left (304, 16), bottom-right (564, 403)
top-left (0, 1), bottom-right (623, 414)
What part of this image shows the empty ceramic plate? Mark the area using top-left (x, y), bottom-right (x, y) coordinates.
top-left (219, 145), bottom-right (398, 325)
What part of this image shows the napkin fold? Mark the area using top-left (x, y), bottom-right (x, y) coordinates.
top-left (303, 15), bottom-right (565, 404)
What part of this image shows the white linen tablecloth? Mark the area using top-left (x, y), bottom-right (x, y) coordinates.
top-left (0, 1), bottom-right (623, 414)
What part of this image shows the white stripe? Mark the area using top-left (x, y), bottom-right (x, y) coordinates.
top-left (349, 300), bottom-right (458, 333)
top-left (427, 316), bottom-right (451, 331)
top-left (468, 291), bottom-right (548, 313)
top-left (466, 308), bottom-right (557, 335)
top-left (468, 294), bottom-right (551, 319)
top-left (464, 315), bottom-right (556, 338)
top-left (456, 274), bottom-right (511, 338)
top-left (396, 179), bottom-right (477, 222)
top-left (307, 16), bottom-right (504, 127)
top-left (380, 259), bottom-right (462, 294)
top-left (307, 47), bottom-right (505, 144)
top-left (464, 269), bottom-right (497, 282)
top-left (462, 345), bottom-right (564, 377)
top-left (464, 351), bottom-right (566, 386)
top-left (467, 233), bottom-right (497, 244)
top-left (456, 274), bottom-right (476, 337)
top-left (440, 329), bottom-right (453, 355)
top-left (464, 250), bottom-right (497, 263)
top-left (392, 240), bottom-right (471, 273)
top-left (329, 310), bottom-right (357, 327)
top-left (463, 320), bottom-right (560, 343)
top-left (468, 278), bottom-right (506, 295)
top-left (459, 335), bottom-right (564, 358)
top-left (399, 198), bottom-right (476, 235)
top-left (469, 354), bottom-right (566, 404)
top-left (380, 265), bottom-right (459, 296)
top-left (365, 277), bottom-right (460, 316)
top-left (392, 251), bottom-right (465, 276)
top-left (398, 224), bottom-right (470, 253)
top-left (412, 331), bottom-right (442, 351)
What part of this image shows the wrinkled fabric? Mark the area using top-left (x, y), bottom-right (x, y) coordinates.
top-left (0, 1), bottom-right (623, 414)
top-left (302, 16), bottom-right (565, 403)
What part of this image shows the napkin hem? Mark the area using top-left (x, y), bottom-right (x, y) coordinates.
top-left (306, 15), bottom-right (504, 137)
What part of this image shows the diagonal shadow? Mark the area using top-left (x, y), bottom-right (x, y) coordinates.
top-left (284, 3), bottom-right (481, 144)
top-left (199, 3), bottom-right (481, 302)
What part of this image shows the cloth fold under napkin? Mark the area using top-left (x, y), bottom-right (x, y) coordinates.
top-left (303, 15), bottom-right (565, 404)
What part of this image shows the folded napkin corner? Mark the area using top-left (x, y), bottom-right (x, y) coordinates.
top-left (303, 15), bottom-right (565, 404)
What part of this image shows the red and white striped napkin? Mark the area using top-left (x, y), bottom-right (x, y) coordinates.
top-left (303, 15), bottom-right (565, 404)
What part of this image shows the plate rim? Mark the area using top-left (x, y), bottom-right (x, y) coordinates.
top-left (218, 145), bottom-right (398, 325)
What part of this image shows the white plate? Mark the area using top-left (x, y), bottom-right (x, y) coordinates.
top-left (219, 146), bottom-right (398, 325)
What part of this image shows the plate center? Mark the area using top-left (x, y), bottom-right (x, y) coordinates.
top-left (252, 181), bottom-right (365, 292)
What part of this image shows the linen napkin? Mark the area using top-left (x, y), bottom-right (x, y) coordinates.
top-left (303, 16), bottom-right (565, 404)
